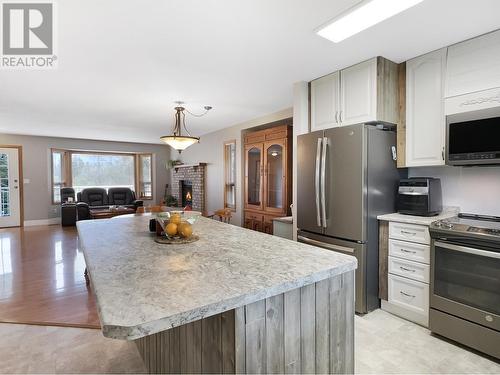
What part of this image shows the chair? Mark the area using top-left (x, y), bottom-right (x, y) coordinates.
top-left (60, 187), bottom-right (77, 227)
top-left (208, 208), bottom-right (232, 224)
top-left (108, 187), bottom-right (143, 210)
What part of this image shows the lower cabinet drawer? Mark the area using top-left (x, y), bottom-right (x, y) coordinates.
top-left (245, 212), bottom-right (263, 222)
top-left (388, 274), bottom-right (429, 316)
top-left (389, 222), bottom-right (430, 244)
top-left (389, 239), bottom-right (430, 264)
top-left (388, 256), bottom-right (430, 284)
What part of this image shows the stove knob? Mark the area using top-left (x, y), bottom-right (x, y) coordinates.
top-left (434, 221), bottom-right (442, 228)
top-left (445, 223), bottom-right (454, 229)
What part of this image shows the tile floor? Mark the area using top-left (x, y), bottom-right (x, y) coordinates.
top-left (0, 309), bottom-right (498, 374)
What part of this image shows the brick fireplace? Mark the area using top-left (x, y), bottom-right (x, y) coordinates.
top-left (171, 163), bottom-right (206, 214)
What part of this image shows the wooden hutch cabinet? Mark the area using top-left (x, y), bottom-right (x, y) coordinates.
top-left (244, 125), bottom-right (292, 235)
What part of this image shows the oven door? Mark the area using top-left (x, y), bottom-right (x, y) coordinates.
top-left (430, 239), bottom-right (500, 331)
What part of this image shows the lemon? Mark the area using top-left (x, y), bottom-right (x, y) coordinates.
top-left (169, 213), bottom-right (182, 225)
top-left (165, 222), bottom-right (178, 237)
top-left (178, 222), bottom-right (193, 238)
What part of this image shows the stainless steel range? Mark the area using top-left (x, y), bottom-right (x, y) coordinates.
top-left (429, 213), bottom-right (500, 359)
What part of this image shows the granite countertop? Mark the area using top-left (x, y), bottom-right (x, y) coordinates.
top-left (377, 207), bottom-right (460, 226)
top-left (77, 216), bottom-right (357, 340)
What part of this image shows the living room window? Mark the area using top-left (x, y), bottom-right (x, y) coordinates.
top-left (51, 149), bottom-right (153, 203)
top-left (223, 140), bottom-right (236, 210)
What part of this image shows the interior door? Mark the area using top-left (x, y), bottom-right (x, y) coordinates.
top-left (263, 140), bottom-right (286, 215)
top-left (244, 143), bottom-right (264, 211)
top-left (324, 125), bottom-right (366, 242)
top-left (297, 131), bottom-right (323, 234)
top-left (0, 148), bottom-right (21, 228)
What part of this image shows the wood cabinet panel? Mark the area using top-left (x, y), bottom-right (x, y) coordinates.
top-left (244, 125), bottom-right (292, 234)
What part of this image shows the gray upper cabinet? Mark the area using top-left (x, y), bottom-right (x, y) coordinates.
top-left (310, 57), bottom-right (398, 132)
top-left (406, 48), bottom-right (447, 167)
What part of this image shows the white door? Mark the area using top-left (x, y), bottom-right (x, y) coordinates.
top-left (339, 58), bottom-right (377, 126)
top-left (406, 49), bottom-right (446, 167)
top-left (310, 71), bottom-right (340, 131)
top-left (0, 148), bottom-right (21, 228)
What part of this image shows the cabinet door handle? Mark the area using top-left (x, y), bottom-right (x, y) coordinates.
top-left (442, 147), bottom-right (445, 161)
top-left (339, 110), bottom-right (343, 123)
top-left (400, 249), bottom-right (417, 254)
top-left (335, 111), bottom-right (338, 123)
top-left (400, 266), bottom-right (416, 273)
top-left (400, 291), bottom-right (416, 298)
top-left (401, 230), bottom-right (416, 236)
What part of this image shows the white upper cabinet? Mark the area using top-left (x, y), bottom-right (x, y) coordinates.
top-left (310, 57), bottom-right (398, 132)
top-left (340, 58), bottom-right (377, 126)
top-left (445, 29), bottom-right (500, 98)
top-left (406, 48), bottom-right (447, 167)
top-left (310, 72), bottom-right (340, 131)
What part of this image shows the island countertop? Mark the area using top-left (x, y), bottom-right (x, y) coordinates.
top-left (77, 215), bottom-right (357, 340)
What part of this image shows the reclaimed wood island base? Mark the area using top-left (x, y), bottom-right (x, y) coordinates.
top-left (136, 272), bottom-right (354, 374)
top-left (77, 216), bottom-right (357, 375)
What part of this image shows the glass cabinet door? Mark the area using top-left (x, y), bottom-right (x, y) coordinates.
top-left (264, 141), bottom-right (285, 211)
top-left (246, 144), bottom-right (263, 208)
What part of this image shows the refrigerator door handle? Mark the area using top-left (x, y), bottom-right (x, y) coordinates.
top-left (315, 138), bottom-right (322, 227)
top-left (321, 137), bottom-right (328, 228)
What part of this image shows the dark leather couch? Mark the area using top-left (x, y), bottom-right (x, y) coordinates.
top-left (76, 187), bottom-right (143, 220)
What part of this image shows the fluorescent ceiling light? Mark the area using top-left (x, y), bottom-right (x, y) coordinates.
top-left (317, 0), bottom-right (424, 43)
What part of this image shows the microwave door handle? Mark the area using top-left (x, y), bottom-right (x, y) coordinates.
top-left (321, 137), bottom-right (328, 228)
top-left (435, 241), bottom-right (500, 259)
top-left (315, 138), bottom-right (322, 227)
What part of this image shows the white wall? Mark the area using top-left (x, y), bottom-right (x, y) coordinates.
top-left (409, 166), bottom-right (500, 216)
top-left (173, 108), bottom-right (293, 226)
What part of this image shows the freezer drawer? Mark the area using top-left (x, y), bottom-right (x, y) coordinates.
top-left (297, 231), bottom-right (370, 313)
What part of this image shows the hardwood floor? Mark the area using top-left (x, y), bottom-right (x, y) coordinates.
top-left (0, 224), bottom-right (99, 328)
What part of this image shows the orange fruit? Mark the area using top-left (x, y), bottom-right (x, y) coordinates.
top-left (169, 213), bottom-right (181, 225)
top-left (178, 222), bottom-right (193, 238)
top-left (165, 223), bottom-right (178, 237)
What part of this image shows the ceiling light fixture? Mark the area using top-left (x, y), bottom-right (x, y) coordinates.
top-left (160, 102), bottom-right (212, 153)
top-left (316, 0), bottom-right (424, 43)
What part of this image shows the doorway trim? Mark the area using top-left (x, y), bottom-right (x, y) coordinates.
top-left (0, 145), bottom-right (24, 227)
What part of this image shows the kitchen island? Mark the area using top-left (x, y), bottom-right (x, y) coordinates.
top-left (77, 215), bottom-right (357, 374)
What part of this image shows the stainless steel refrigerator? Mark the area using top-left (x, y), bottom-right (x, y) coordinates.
top-left (297, 124), bottom-right (404, 314)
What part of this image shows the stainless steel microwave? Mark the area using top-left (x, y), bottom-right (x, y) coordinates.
top-left (446, 107), bottom-right (500, 166)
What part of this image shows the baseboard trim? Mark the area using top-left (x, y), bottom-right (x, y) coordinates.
top-left (24, 218), bottom-right (61, 227)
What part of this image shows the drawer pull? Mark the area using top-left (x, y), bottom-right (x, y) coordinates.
top-left (400, 266), bottom-right (416, 273)
top-left (400, 249), bottom-right (417, 254)
top-left (400, 291), bottom-right (416, 298)
top-left (401, 230), bottom-right (416, 236)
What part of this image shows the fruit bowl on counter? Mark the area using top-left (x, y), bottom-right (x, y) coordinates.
top-left (154, 211), bottom-right (201, 244)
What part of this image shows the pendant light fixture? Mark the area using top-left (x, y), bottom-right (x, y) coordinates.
top-left (160, 102), bottom-right (212, 153)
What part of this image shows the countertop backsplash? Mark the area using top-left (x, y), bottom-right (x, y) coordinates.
top-left (409, 165), bottom-right (500, 216)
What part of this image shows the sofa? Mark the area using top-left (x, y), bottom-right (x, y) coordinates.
top-left (76, 187), bottom-right (143, 220)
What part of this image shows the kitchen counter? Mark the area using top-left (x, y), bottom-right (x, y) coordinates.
top-left (78, 215), bottom-right (357, 373)
top-left (377, 207), bottom-right (459, 226)
top-left (78, 215), bottom-right (357, 339)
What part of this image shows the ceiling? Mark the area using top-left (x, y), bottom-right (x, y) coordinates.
top-left (1, 0), bottom-right (500, 144)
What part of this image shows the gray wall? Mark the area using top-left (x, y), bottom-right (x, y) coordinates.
top-left (172, 108), bottom-right (293, 226)
top-left (0, 133), bottom-right (171, 222)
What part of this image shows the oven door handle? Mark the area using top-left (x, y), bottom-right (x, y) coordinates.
top-left (435, 241), bottom-right (500, 259)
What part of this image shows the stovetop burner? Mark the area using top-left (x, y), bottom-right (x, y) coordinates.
top-left (430, 213), bottom-right (500, 240)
